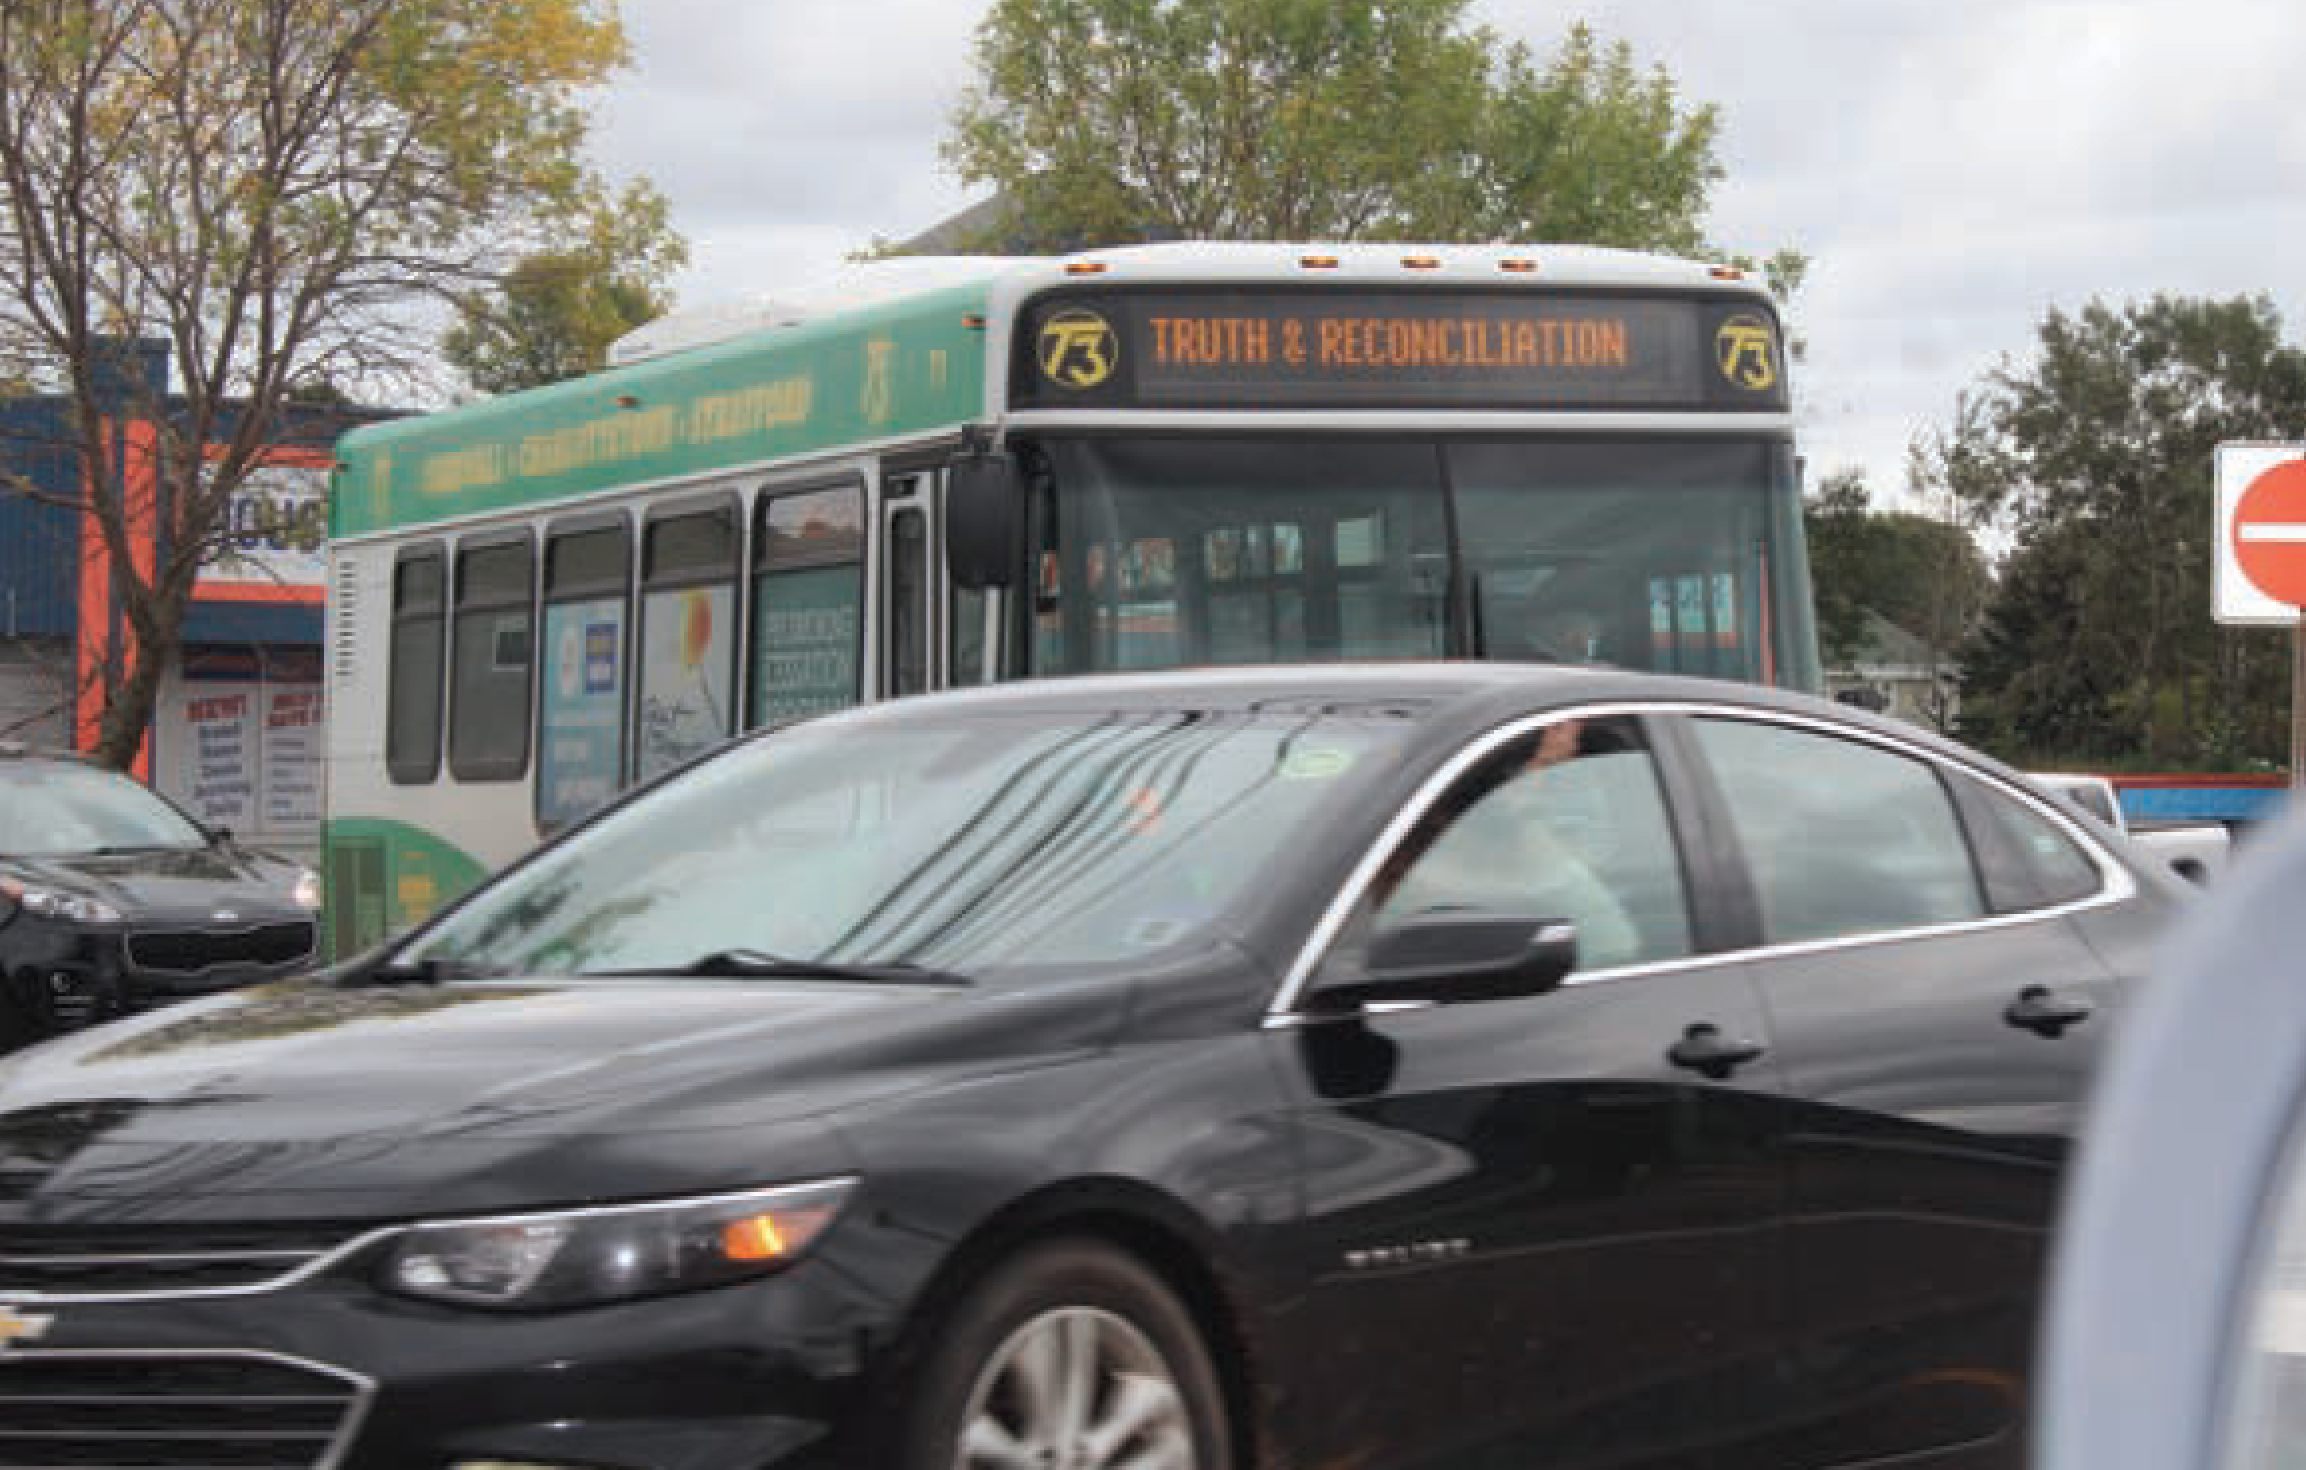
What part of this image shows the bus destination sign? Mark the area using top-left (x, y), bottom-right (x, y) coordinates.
top-left (1012, 290), bottom-right (1786, 413)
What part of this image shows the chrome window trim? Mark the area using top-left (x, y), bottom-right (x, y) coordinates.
top-left (0, 1346), bottom-right (376, 1470)
top-left (1263, 698), bottom-right (2136, 1025)
top-left (0, 1224), bottom-right (404, 1305)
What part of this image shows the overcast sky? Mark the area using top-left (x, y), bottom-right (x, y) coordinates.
top-left (592, 0), bottom-right (2306, 507)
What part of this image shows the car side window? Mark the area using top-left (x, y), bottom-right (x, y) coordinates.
top-left (1371, 715), bottom-right (1693, 972)
top-left (1955, 772), bottom-right (2107, 911)
top-left (1691, 717), bottom-right (1985, 945)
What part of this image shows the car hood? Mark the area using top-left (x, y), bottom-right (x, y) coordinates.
top-left (5, 847), bottom-right (301, 921)
top-left (0, 972), bottom-right (1131, 1223)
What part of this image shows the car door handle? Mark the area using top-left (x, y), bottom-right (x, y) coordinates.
top-left (1668, 1023), bottom-right (1767, 1079)
top-left (2005, 984), bottom-right (2096, 1038)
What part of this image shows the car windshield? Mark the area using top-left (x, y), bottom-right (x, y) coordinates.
top-left (0, 761), bottom-right (209, 857)
top-left (400, 702), bottom-right (1411, 979)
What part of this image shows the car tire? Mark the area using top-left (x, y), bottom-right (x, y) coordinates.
top-left (895, 1239), bottom-right (1233, 1470)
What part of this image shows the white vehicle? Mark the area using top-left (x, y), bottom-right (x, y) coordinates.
top-left (2033, 771), bottom-right (2227, 884)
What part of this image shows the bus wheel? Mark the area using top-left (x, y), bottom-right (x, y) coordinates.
top-left (897, 1240), bottom-right (1233, 1470)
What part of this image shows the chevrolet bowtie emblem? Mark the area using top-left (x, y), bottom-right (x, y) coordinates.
top-left (0, 1304), bottom-right (55, 1349)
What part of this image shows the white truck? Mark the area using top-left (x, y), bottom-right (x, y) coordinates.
top-left (2034, 772), bottom-right (2229, 885)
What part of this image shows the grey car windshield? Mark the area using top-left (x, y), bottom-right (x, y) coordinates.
top-left (1025, 435), bottom-right (1817, 689)
top-left (402, 704), bottom-right (1410, 978)
top-left (0, 762), bottom-right (209, 856)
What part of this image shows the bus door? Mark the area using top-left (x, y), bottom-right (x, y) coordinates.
top-left (880, 470), bottom-right (933, 699)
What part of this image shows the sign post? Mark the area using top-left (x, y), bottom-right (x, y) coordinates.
top-left (2214, 443), bottom-right (2306, 788)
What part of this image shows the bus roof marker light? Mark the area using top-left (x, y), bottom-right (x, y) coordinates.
top-left (1499, 258), bottom-right (1538, 274)
top-left (1298, 255), bottom-right (1340, 270)
top-left (963, 314), bottom-right (987, 330)
top-left (1401, 255), bottom-right (1442, 271)
top-left (1709, 265), bottom-right (1747, 281)
top-left (613, 394), bottom-right (642, 409)
top-left (1063, 261), bottom-right (1109, 276)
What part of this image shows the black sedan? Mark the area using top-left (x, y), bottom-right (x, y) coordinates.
top-left (0, 747), bottom-right (320, 1054)
top-left (0, 666), bottom-right (2182, 1470)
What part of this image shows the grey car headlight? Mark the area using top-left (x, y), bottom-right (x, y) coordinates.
top-left (381, 1177), bottom-right (856, 1311)
top-left (0, 877), bottom-right (121, 924)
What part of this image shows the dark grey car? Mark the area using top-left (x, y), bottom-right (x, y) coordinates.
top-left (0, 746), bottom-right (320, 1052)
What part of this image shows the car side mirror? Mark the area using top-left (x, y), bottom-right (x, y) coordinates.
top-left (203, 822), bottom-right (234, 846)
top-left (1311, 914), bottom-right (1577, 1017)
top-left (946, 447), bottom-right (1024, 591)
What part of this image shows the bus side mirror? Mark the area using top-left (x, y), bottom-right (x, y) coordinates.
top-left (946, 449), bottom-right (1024, 590)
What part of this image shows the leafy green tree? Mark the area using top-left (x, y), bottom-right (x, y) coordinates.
top-left (943, 1), bottom-right (1729, 255)
top-left (444, 181), bottom-right (688, 395)
top-left (0, 0), bottom-right (634, 768)
top-left (1955, 521), bottom-right (2125, 762)
top-left (1805, 464), bottom-right (1993, 728)
top-left (1803, 467), bottom-right (1876, 668)
top-left (1922, 294), bottom-right (2306, 765)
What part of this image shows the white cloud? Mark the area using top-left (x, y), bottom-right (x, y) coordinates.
top-left (599, 0), bottom-right (2306, 505)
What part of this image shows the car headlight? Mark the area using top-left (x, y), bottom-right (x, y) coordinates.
top-left (0, 877), bottom-right (121, 924)
top-left (290, 868), bottom-right (323, 911)
top-left (380, 1177), bottom-right (855, 1311)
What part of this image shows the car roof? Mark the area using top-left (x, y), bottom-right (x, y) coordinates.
top-left (809, 662), bottom-right (1982, 751)
top-left (780, 662), bottom-right (2053, 809)
top-left (815, 661), bottom-right (1799, 715)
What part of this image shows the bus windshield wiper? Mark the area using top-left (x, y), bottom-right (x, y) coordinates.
top-left (599, 949), bottom-right (971, 987)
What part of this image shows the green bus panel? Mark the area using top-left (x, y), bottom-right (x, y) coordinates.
top-left (322, 817), bottom-right (490, 957)
top-left (333, 284), bottom-right (992, 539)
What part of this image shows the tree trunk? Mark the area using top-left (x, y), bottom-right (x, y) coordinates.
top-left (91, 612), bottom-right (179, 772)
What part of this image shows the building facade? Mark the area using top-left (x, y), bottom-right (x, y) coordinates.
top-left (0, 341), bottom-right (393, 862)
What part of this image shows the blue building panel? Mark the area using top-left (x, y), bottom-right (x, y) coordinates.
top-left (2119, 783), bottom-right (2289, 825)
top-left (0, 401), bottom-right (89, 637)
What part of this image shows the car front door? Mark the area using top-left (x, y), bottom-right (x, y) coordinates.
top-left (1676, 712), bottom-right (2126, 1469)
top-left (1266, 711), bottom-right (1795, 1470)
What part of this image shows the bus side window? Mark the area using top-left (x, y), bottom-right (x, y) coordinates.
top-left (750, 482), bottom-right (864, 725)
top-left (635, 498), bottom-right (740, 781)
top-left (536, 517), bottom-right (631, 831)
top-left (386, 547), bottom-right (446, 784)
top-left (447, 533), bottom-right (536, 783)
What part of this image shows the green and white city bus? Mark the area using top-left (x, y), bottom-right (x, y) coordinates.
top-left (323, 242), bottom-right (1818, 953)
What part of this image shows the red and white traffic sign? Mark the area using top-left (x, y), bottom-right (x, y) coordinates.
top-left (2216, 443), bottom-right (2306, 625)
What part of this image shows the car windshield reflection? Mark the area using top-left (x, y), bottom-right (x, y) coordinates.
top-left (0, 762), bottom-right (210, 857)
top-left (399, 705), bottom-right (1408, 982)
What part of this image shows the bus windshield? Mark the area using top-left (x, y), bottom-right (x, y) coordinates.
top-left (1026, 435), bottom-right (1818, 689)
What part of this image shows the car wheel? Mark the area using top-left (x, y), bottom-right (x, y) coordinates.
top-left (898, 1239), bottom-right (1233, 1470)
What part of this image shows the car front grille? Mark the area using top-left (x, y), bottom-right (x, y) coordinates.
top-left (126, 922), bottom-right (316, 975)
top-left (0, 1223), bottom-right (378, 1298)
top-left (0, 1352), bottom-right (367, 1469)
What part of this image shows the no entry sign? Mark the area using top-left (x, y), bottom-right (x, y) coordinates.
top-left (2216, 443), bottom-right (2306, 625)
